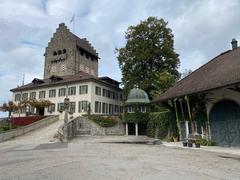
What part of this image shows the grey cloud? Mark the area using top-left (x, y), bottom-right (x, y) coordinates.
top-left (1, 0), bottom-right (240, 114)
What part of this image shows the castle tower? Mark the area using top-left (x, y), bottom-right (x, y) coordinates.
top-left (44, 23), bottom-right (99, 79)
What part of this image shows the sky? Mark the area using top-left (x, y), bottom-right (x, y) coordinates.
top-left (0, 0), bottom-right (240, 117)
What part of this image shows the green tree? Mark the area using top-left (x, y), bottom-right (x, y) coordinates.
top-left (116, 17), bottom-right (180, 99)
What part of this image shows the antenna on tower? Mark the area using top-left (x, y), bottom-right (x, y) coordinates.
top-left (22, 74), bottom-right (25, 86)
top-left (70, 14), bottom-right (75, 33)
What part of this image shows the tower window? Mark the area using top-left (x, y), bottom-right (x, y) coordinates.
top-left (53, 51), bottom-right (57, 56)
top-left (58, 50), bottom-right (62, 55)
top-left (63, 49), bottom-right (66, 54)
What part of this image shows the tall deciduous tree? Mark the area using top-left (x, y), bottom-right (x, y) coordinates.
top-left (116, 17), bottom-right (180, 99)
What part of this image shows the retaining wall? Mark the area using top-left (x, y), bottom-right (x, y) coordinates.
top-left (0, 115), bottom-right (59, 143)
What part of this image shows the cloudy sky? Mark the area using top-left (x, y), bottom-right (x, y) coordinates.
top-left (0, 0), bottom-right (240, 117)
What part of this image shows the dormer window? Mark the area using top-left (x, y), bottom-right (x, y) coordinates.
top-left (32, 78), bottom-right (44, 85)
top-left (49, 75), bottom-right (63, 82)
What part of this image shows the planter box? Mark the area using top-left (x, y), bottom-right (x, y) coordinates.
top-left (195, 143), bottom-right (201, 148)
top-left (187, 142), bottom-right (193, 147)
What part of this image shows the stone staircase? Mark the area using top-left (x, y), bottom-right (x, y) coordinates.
top-left (76, 116), bottom-right (92, 135)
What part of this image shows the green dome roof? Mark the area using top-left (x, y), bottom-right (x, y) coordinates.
top-left (126, 88), bottom-right (150, 104)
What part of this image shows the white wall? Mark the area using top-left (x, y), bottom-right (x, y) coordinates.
top-left (12, 81), bottom-right (122, 118)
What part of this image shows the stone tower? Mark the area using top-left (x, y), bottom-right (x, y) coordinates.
top-left (44, 23), bottom-right (99, 79)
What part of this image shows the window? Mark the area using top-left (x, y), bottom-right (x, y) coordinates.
top-left (39, 91), bottom-right (45, 99)
top-left (69, 102), bottom-right (76, 113)
top-left (63, 49), bottom-right (66, 54)
top-left (15, 94), bottom-right (21, 101)
top-left (29, 92), bottom-right (36, 100)
top-left (53, 51), bottom-right (57, 56)
top-left (85, 66), bottom-right (89, 74)
top-left (51, 66), bottom-right (56, 73)
top-left (120, 94), bottom-right (123, 101)
top-left (20, 107), bottom-right (26, 114)
top-left (109, 104), bottom-right (113, 114)
top-left (107, 90), bottom-right (110, 98)
top-left (95, 101), bottom-right (101, 113)
top-left (58, 88), bottom-right (66, 97)
top-left (140, 106), bottom-right (146, 113)
top-left (49, 89), bottom-right (56, 98)
top-left (22, 93), bottom-right (28, 101)
top-left (79, 85), bottom-right (88, 94)
top-left (115, 105), bottom-right (119, 113)
top-left (58, 50), bottom-right (62, 55)
top-left (102, 103), bottom-right (108, 114)
top-left (95, 86), bottom-right (101, 96)
top-left (61, 64), bottom-right (66, 72)
top-left (68, 87), bottom-right (76, 96)
top-left (58, 103), bottom-right (64, 112)
top-left (48, 104), bottom-right (55, 112)
top-left (103, 89), bottom-right (106, 97)
top-left (128, 106), bottom-right (133, 113)
top-left (79, 101), bottom-right (88, 113)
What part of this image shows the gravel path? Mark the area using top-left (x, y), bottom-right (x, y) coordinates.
top-left (0, 135), bottom-right (240, 180)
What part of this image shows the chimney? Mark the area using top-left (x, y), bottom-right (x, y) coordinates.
top-left (231, 38), bottom-right (238, 50)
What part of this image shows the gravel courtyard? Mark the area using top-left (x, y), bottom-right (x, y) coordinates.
top-left (0, 135), bottom-right (240, 180)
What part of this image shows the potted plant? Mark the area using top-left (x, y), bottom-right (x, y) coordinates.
top-left (187, 140), bottom-right (193, 147)
top-left (182, 141), bottom-right (188, 147)
top-left (195, 139), bottom-right (201, 148)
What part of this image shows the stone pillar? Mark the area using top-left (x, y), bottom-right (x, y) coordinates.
top-left (135, 123), bottom-right (138, 136)
top-left (185, 121), bottom-right (189, 138)
top-left (125, 123), bottom-right (128, 136)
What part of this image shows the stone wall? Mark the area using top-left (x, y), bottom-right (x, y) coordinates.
top-left (77, 116), bottom-right (125, 136)
top-left (0, 115), bottom-right (59, 143)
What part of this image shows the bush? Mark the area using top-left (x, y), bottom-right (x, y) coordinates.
top-left (89, 115), bottom-right (118, 127)
top-left (196, 138), bottom-right (216, 146)
top-left (123, 112), bottom-right (149, 123)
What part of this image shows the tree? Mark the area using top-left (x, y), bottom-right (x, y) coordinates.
top-left (0, 101), bottom-right (18, 118)
top-left (116, 17), bottom-right (180, 99)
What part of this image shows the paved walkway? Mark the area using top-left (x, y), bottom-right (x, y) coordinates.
top-left (162, 141), bottom-right (240, 156)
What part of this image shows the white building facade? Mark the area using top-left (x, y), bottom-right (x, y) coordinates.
top-left (10, 23), bottom-right (123, 118)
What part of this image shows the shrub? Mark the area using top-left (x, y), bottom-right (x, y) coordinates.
top-left (196, 138), bottom-right (216, 146)
top-left (123, 112), bottom-right (149, 123)
top-left (89, 115), bottom-right (118, 127)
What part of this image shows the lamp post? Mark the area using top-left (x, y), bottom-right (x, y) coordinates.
top-left (63, 97), bottom-right (70, 142)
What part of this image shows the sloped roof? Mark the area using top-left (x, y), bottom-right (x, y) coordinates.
top-left (10, 71), bottom-right (121, 92)
top-left (153, 47), bottom-right (240, 102)
top-left (72, 34), bottom-right (98, 58)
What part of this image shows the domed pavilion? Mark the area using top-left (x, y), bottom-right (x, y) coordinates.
top-left (124, 87), bottom-right (150, 136)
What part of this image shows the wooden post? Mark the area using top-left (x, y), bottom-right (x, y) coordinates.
top-left (173, 99), bottom-right (182, 140)
top-left (179, 98), bottom-right (188, 139)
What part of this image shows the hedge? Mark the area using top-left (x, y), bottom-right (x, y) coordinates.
top-left (88, 115), bottom-right (118, 127)
top-left (123, 112), bottom-right (149, 123)
top-left (147, 111), bottom-right (176, 139)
